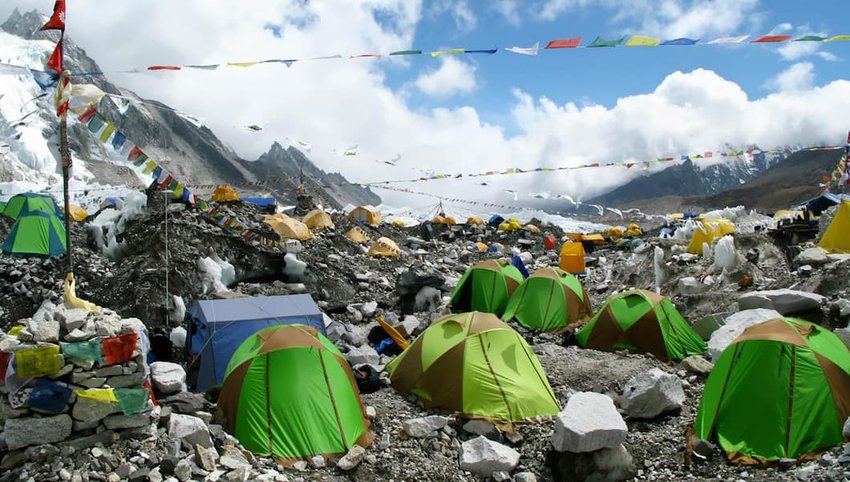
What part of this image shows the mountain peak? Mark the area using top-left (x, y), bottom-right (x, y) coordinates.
top-left (1, 9), bottom-right (57, 41)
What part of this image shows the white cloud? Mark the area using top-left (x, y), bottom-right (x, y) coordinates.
top-left (765, 62), bottom-right (815, 92)
top-left (415, 57), bottom-right (477, 97)
top-left (540, 0), bottom-right (763, 39)
top-left (428, 0), bottom-right (477, 31)
top-left (494, 0), bottom-right (521, 25)
top-left (775, 25), bottom-right (838, 61)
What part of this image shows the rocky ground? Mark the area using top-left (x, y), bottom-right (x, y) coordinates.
top-left (2, 195), bottom-right (850, 481)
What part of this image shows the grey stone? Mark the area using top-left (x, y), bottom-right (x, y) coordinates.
top-left (346, 345), bottom-right (380, 366)
top-left (219, 447), bottom-right (250, 470)
top-left (620, 368), bottom-right (685, 419)
top-left (515, 472), bottom-right (538, 482)
top-left (459, 436), bottom-right (520, 476)
top-left (4, 414), bottom-right (73, 450)
top-left (72, 396), bottom-right (120, 424)
top-left (402, 415), bottom-right (452, 438)
top-left (796, 247), bottom-right (829, 266)
top-left (552, 392), bottom-right (627, 453)
top-left (104, 411), bottom-right (151, 430)
top-left (79, 377), bottom-right (107, 388)
top-left (65, 328), bottom-right (95, 342)
top-left (169, 414), bottom-right (213, 448)
top-left (549, 443), bottom-right (635, 482)
top-left (194, 444), bottom-right (218, 472)
top-left (675, 277), bottom-right (704, 295)
top-left (361, 301), bottom-right (378, 317)
top-left (397, 315), bottom-right (421, 337)
top-left (708, 309), bottom-right (782, 361)
top-left (462, 419), bottom-right (498, 437)
top-left (55, 305), bottom-right (90, 332)
top-left (681, 356), bottom-right (714, 375)
top-left (225, 466), bottom-right (249, 482)
top-left (843, 416), bottom-right (850, 439)
top-left (336, 445), bottom-right (366, 471)
top-left (107, 371), bottom-right (146, 388)
top-left (150, 362), bottom-right (187, 394)
top-left (738, 289), bottom-right (825, 316)
top-left (57, 430), bottom-right (115, 452)
top-left (174, 458), bottom-right (192, 481)
top-left (27, 316), bottom-right (60, 343)
top-left (93, 365), bottom-right (124, 377)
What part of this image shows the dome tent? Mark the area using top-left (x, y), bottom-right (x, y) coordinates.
top-left (348, 205), bottom-right (382, 225)
top-left (386, 312), bottom-right (559, 425)
top-left (576, 289), bottom-right (706, 362)
top-left (302, 208), bottom-right (334, 230)
top-left (694, 318), bottom-right (850, 464)
top-left (2, 211), bottom-right (67, 257)
top-left (2, 193), bottom-right (63, 220)
top-left (450, 259), bottom-right (523, 317)
top-left (268, 217), bottom-right (313, 241)
top-left (211, 184), bottom-right (240, 202)
top-left (503, 267), bottom-right (593, 332)
top-left (217, 325), bottom-right (372, 464)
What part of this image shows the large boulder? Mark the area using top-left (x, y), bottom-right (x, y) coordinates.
top-left (346, 345), bottom-right (380, 366)
top-left (708, 308), bottom-right (782, 361)
top-left (619, 369), bottom-right (685, 419)
top-left (459, 436), bottom-right (520, 476)
top-left (796, 247), bottom-right (829, 266)
top-left (150, 362), bottom-right (187, 394)
top-left (738, 289), bottom-right (825, 316)
top-left (552, 392), bottom-right (627, 453)
top-left (73, 396), bottom-right (121, 424)
top-left (549, 443), bottom-right (635, 482)
top-left (27, 317), bottom-right (59, 343)
top-left (168, 413), bottom-right (213, 448)
top-left (4, 414), bottom-right (73, 450)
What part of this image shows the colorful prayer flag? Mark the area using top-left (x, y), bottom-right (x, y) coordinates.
top-left (661, 38), bottom-right (698, 46)
top-left (587, 37), bottom-right (624, 48)
top-left (389, 50), bottom-right (422, 56)
top-left (184, 64), bottom-right (220, 70)
top-left (828, 35), bottom-right (850, 42)
top-left (505, 42), bottom-right (539, 55)
top-left (15, 345), bottom-right (62, 378)
top-left (111, 131), bottom-right (127, 151)
top-left (114, 388), bottom-right (150, 415)
top-left (545, 38), bottom-right (582, 49)
top-left (99, 123), bottom-right (116, 143)
top-left (147, 65), bottom-right (182, 71)
top-left (40, 0), bottom-right (66, 31)
top-left (78, 106), bottom-right (97, 123)
top-left (227, 62), bottom-right (258, 68)
top-left (75, 388), bottom-right (118, 402)
top-left (46, 41), bottom-right (63, 74)
top-left (431, 48), bottom-right (464, 57)
top-left (794, 35), bottom-right (826, 42)
top-left (142, 160), bottom-right (157, 175)
top-left (102, 332), bottom-right (138, 365)
top-left (707, 35), bottom-right (750, 44)
top-left (350, 54), bottom-right (382, 59)
top-left (87, 114), bottom-right (105, 134)
top-left (464, 48), bottom-right (497, 54)
top-left (625, 35), bottom-right (660, 47)
top-left (28, 379), bottom-right (72, 414)
top-left (61, 340), bottom-right (104, 362)
top-left (752, 35), bottom-right (792, 43)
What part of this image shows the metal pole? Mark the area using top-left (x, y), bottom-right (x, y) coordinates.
top-left (60, 75), bottom-right (72, 275)
top-left (164, 190), bottom-right (169, 323)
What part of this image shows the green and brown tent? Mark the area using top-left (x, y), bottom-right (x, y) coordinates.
top-left (450, 259), bottom-right (523, 317)
top-left (694, 318), bottom-right (850, 464)
top-left (1, 193), bottom-right (63, 220)
top-left (2, 211), bottom-right (66, 257)
top-left (386, 311), bottom-right (560, 426)
top-left (216, 324), bottom-right (373, 465)
top-left (503, 267), bottom-right (593, 332)
top-left (575, 289), bottom-right (706, 361)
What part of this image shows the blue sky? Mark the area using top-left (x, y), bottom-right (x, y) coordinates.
top-left (1, 0), bottom-right (849, 207)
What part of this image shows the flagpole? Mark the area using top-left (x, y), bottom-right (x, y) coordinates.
top-left (60, 69), bottom-right (73, 274)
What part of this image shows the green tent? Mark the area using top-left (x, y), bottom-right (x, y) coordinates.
top-left (0, 201), bottom-right (6, 214)
top-left (386, 311), bottom-right (560, 425)
top-left (450, 259), bottom-right (524, 317)
top-left (2, 211), bottom-right (67, 257)
top-left (503, 267), bottom-right (593, 332)
top-left (576, 289), bottom-right (706, 361)
top-left (2, 193), bottom-right (63, 220)
top-left (216, 324), bottom-right (372, 464)
top-left (694, 318), bottom-right (850, 464)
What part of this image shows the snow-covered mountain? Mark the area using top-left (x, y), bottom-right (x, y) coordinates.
top-left (0, 9), bottom-right (379, 210)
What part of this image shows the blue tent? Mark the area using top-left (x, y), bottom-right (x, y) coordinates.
top-left (487, 214), bottom-right (505, 227)
top-left (242, 197), bottom-right (277, 209)
top-left (187, 294), bottom-right (325, 391)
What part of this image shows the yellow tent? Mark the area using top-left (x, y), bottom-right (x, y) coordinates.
top-left (819, 201), bottom-right (850, 253)
top-left (368, 237), bottom-right (400, 257)
top-left (345, 226), bottom-right (370, 244)
top-left (625, 224), bottom-right (642, 237)
top-left (559, 242), bottom-right (586, 274)
top-left (65, 204), bottom-right (87, 222)
top-left (466, 216), bottom-right (485, 225)
top-left (524, 224), bottom-right (541, 233)
top-left (391, 219), bottom-right (406, 227)
top-left (474, 242), bottom-right (488, 252)
top-left (269, 217), bottom-right (314, 241)
top-left (603, 227), bottom-right (624, 240)
top-left (581, 234), bottom-right (605, 244)
top-left (349, 205), bottom-right (382, 225)
top-left (687, 219), bottom-right (735, 254)
top-left (211, 184), bottom-right (240, 202)
top-left (566, 233), bottom-right (583, 242)
top-left (302, 209), bottom-right (334, 230)
top-left (263, 213), bottom-right (289, 224)
top-left (432, 215), bottom-right (456, 225)
top-left (498, 218), bottom-right (523, 232)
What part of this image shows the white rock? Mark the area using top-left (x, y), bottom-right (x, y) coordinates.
top-left (4, 414), bottom-right (73, 450)
top-left (151, 362), bottom-right (187, 394)
top-left (169, 413), bottom-right (213, 448)
top-left (397, 315), bottom-right (420, 337)
top-left (843, 416), bottom-right (850, 439)
top-left (738, 289), bottom-right (825, 316)
top-left (515, 472), bottom-right (538, 482)
top-left (336, 445), bottom-right (366, 471)
top-left (365, 406), bottom-right (377, 419)
top-left (620, 368), bottom-right (685, 419)
top-left (402, 415), bottom-right (452, 438)
top-left (170, 326), bottom-right (187, 348)
top-left (346, 345), bottom-right (380, 366)
top-left (675, 277), bottom-right (703, 295)
top-left (72, 396), bottom-right (121, 424)
top-left (459, 436), bottom-right (520, 476)
top-left (27, 316), bottom-right (60, 343)
top-left (681, 355), bottom-right (714, 375)
top-left (55, 304), bottom-right (90, 332)
top-left (550, 443), bottom-right (635, 481)
top-left (282, 253), bottom-right (306, 278)
top-left (462, 419), bottom-right (498, 437)
top-left (708, 308), bottom-right (782, 361)
top-left (796, 247), bottom-right (829, 266)
top-left (414, 286), bottom-right (442, 312)
top-left (104, 412), bottom-right (152, 430)
top-left (552, 392), bottom-right (627, 453)
top-left (361, 301), bottom-right (378, 317)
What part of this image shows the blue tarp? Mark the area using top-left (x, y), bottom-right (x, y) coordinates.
top-left (803, 192), bottom-right (841, 216)
top-left (242, 197), bottom-right (277, 208)
top-left (487, 214), bottom-right (505, 227)
top-left (188, 294), bottom-right (325, 392)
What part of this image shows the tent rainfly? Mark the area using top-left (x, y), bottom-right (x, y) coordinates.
top-left (450, 260), bottom-right (523, 317)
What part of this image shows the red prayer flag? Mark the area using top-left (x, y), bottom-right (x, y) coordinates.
top-left (143, 379), bottom-right (158, 406)
top-left (752, 35), bottom-right (792, 43)
top-left (78, 106), bottom-right (97, 123)
top-left (158, 175), bottom-right (174, 189)
top-left (705, 151), bottom-right (713, 158)
top-left (127, 146), bottom-right (143, 161)
top-left (0, 351), bottom-right (9, 380)
top-left (147, 66), bottom-right (182, 71)
top-left (545, 37), bottom-right (582, 49)
top-left (46, 41), bottom-right (63, 74)
top-left (102, 333), bottom-right (138, 365)
top-left (40, 0), bottom-right (66, 31)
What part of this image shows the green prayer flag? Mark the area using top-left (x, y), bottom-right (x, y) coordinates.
top-left (87, 114), bottom-right (105, 133)
top-left (587, 36), bottom-right (625, 48)
top-left (61, 340), bottom-right (104, 362)
top-left (114, 388), bottom-right (150, 415)
top-left (794, 35), bottom-right (826, 42)
top-left (389, 50), bottom-right (422, 56)
top-left (132, 154), bottom-right (149, 167)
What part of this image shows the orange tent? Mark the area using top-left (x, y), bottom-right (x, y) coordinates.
top-left (211, 184), bottom-right (240, 202)
top-left (559, 242), bottom-right (586, 274)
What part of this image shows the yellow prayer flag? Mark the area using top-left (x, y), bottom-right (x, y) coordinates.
top-left (75, 388), bottom-right (118, 402)
top-left (16, 345), bottom-right (62, 378)
top-left (142, 160), bottom-right (157, 174)
top-left (227, 62), bottom-right (258, 68)
top-left (99, 124), bottom-right (116, 143)
top-left (625, 35), bottom-right (661, 47)
top-left (431, 48), bottom-right (464, 57)
top-left (827, 35), bottom-right (850, 42)
top-left (173, 183), bottom-right (184, 198)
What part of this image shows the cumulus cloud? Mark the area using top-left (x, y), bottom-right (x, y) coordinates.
top-left (539, 0), bottom-right (763, 38)
top-left (776, 25), bottom-right (838, 61)
top-left (428, 0), bottom-right (477, 31)
top-left (494, 0), bottom-right (521, 26)
top-left (765, 62), bottom-right (815, 92)
top-left (415, 57), bottom-right (477, 97)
